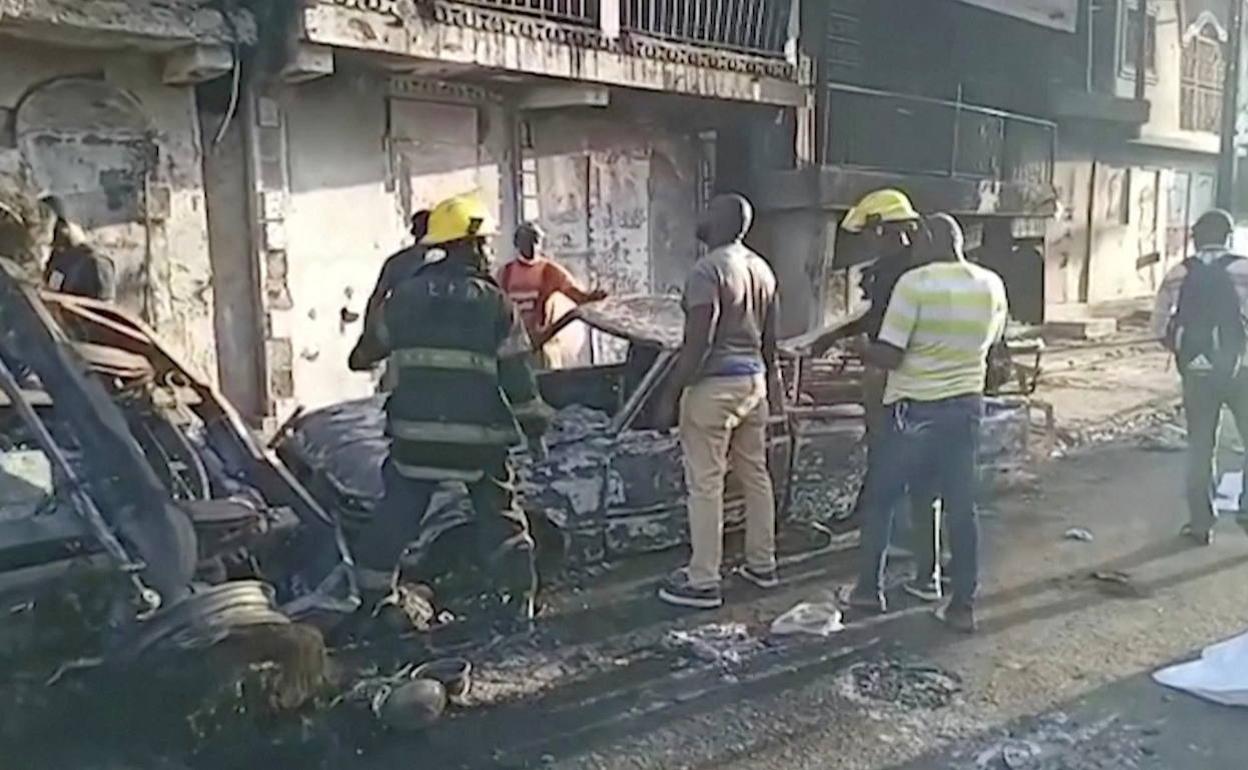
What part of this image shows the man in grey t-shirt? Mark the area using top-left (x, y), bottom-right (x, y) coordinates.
top-left (657, 193), bottom-right (783, 609)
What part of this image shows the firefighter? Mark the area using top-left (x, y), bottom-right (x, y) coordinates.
top-left (348, 194), bottom-right (551, 625)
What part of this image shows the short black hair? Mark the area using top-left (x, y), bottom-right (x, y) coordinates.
top-left (1193, 209), bottom-right (1234, 248)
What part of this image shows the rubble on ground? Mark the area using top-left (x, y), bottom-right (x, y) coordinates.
top-left (665, 623), bottom-right (765, 668)
top-left (953, 712), bottom-right (1156, 770)
top-left (846, 657), bottom-right (963, 711)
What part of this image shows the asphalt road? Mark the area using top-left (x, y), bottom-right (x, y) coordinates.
top-left (349, 439), bottom-right (1248, 770)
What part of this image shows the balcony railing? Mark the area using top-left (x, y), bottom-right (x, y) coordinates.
top-left (461, 0), bottom-right (600, 25)
top-left (622, 0), bottom-right (792, 56)
top-left (820, 83), bottom-right (1056, 186)
top-left (460, 0), bottom-right (791, 57)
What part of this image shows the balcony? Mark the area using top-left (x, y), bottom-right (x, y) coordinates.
top-left (462, 0), bottom-right (792, 57)
top-left (305, 0), bottom-right (804, 106)
top-left (622, 0), bottom-right (792, 57)
top-left (461, 0), bottom-right (599, 25)
top-left (821, 83), bottom-right (1056, 188)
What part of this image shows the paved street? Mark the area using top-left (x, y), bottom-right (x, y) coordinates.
top-left (343, 437), bottom-right (1248, 770)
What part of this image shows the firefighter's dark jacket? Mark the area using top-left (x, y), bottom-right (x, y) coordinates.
top-left (352, 257), bottom-right (550, 481)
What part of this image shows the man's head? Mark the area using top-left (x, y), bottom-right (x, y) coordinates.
top-left (51, 218), bottom-right (88, 249)
top-left (514, 221), bottom-right (544, 262)
top-left (421, 194), bottom-right (496, 270)
top-left (1193, 209), bottom-right (1234, 250)
top-left (841, 188), bottom-right (922, 255)
top-left (696, 193), bottom-right (753, 249)
top-left (410, 209), bottom-right (430, 242)
top-left (917, 213), bottom-right (966, 264)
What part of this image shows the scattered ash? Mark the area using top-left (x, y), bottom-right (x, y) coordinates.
top-left (848, 658), bottom-right (963, 711)
top-left (950, 712), bottom-right (1157, 770)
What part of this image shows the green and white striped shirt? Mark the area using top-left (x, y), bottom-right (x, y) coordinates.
top-left (877, 261), bottom-right (1009, 404)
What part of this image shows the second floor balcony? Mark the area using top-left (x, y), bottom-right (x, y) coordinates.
top-left (461, 0), bottom-right (793, 57)
top-left (305, 0), bottom-right (805, 107)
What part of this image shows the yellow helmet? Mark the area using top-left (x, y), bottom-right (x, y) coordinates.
top-left (421, 194), bottom-right (496, 246)
top-left (840, 189), bottom-right (920, 234)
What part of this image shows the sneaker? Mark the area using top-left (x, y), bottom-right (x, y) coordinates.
top-left (935, 601), bottom-right (977, 633)
top-left (735, 564), bottom-right (780, 589)
top-left (658, 570), bottom-right (723, 609)
top-left (837, 583), bottom-right (887, 614)
top-left (1180, 523), bottom-right (1214, 547)
top-left (902, 577), bottom-right (943, 603)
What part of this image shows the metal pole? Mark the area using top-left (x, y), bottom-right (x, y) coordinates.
top-left (1217, 0), bottom-right (1243, 210)
top-left (1133, 0), bottom-right (1149, 101)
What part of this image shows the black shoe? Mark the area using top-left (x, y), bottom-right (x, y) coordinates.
top-left (735, 564), bottom-right (780, 589)
top-left (1180, 524), bottom-right (1214, 546)
top-left (838, 584), bottom-right (887, 613)
top-left (658, 570), bottom-right (723, 609)
top-left (935, 601), bottom-right (977, 633)
top-left (902, 577), bottom-right (943, 603)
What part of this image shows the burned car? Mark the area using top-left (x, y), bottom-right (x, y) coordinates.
top-left (0, 260), bottom-right (355, 674)
top-left (279, 295), bottom-right (1038, 587)
top-left (277, 296), bottom-right (866, 582)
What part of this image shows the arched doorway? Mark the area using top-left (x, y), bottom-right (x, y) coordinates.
top-left (16, 77), bottom-right (155, 317)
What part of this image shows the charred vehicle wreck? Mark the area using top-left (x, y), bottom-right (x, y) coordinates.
top-left (0, 259), bottom-right (356, 746)
top-left (278, 296), bottom-right (1037, 598)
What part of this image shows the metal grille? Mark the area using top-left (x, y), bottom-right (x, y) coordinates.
top-left (821, 84), bottom-right (1055, 185)
top-left (1181, 35), bottom-right (1224, 133)
top-left (461, 0), bottom-right (599, 24)
top-left (622, 0), bottom-right (792, 56)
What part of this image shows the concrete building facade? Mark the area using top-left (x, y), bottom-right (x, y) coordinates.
top-left (1044, 0), bottom-right (1234, 312)
top-left (0, 0), bottom-right (254, 381)
top-left (205, 0), bottom-right (810, 425)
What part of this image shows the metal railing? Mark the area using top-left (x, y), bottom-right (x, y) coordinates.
top-left (820, 83), bottom-right (1056, 185)
top-left (622, 0), bottom-right (792, 57)
top-left (460, 0), bottom-right (600, 25)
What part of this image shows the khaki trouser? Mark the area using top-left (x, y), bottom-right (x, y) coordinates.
top-left (679, 374), bottom-right (776, 588)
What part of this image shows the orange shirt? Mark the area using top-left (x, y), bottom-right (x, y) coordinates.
top-left (498, 258), bottom-right (582, 335)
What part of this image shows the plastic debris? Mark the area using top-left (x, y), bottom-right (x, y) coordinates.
top-left (1216, 472), bottom-right (1243, 513)
top-left (1063, 527), bottom-right (1094, 542)
top-left (1090, 570), bottom-right (1148, 599)
top-left (1000, 740), bottom-right (1042, 768)
top-left (770, 599), bottom-right (845, 637)
top-left (378, 678), bottom-right (447, 731)
top-left (1138, 423), bottom-right (1186, 452)
top-left (665, 623), bottom-right (763, 667)
top-left (1154, 627), bottom-right (1248, 707)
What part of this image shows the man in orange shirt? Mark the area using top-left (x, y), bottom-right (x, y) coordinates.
top-left (498, 221), bottom-right (606, 368)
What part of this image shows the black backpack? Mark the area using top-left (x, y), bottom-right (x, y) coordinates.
top-left (1167, 253), bottom-right (1247, 379)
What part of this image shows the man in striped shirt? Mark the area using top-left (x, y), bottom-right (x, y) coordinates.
top-left (842, 214), bottom-right (1008, 633)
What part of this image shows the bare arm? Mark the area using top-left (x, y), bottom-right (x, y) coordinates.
top-left (860, 340), bottom-right (905, 371)
top-left (667, 304), bottom-right (716, 397)
top-left (348, 312), bottom-right (391, 371)
top-left (809, 315), bottom-right (867, 356)
top-left (762, 293), bottom-right (785, 414)
top-left (550, 262), bottom-right (607, 305)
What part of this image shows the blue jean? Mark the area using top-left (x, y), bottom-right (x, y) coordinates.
top-left (856, 394), bottom-right (983, 607)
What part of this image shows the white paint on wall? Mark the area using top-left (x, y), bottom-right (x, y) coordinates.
top-left (280, 73), bottom-right (504, 411)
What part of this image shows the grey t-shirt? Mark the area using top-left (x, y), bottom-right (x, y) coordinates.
top-left (682, 242), bottom-right (778, 379)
